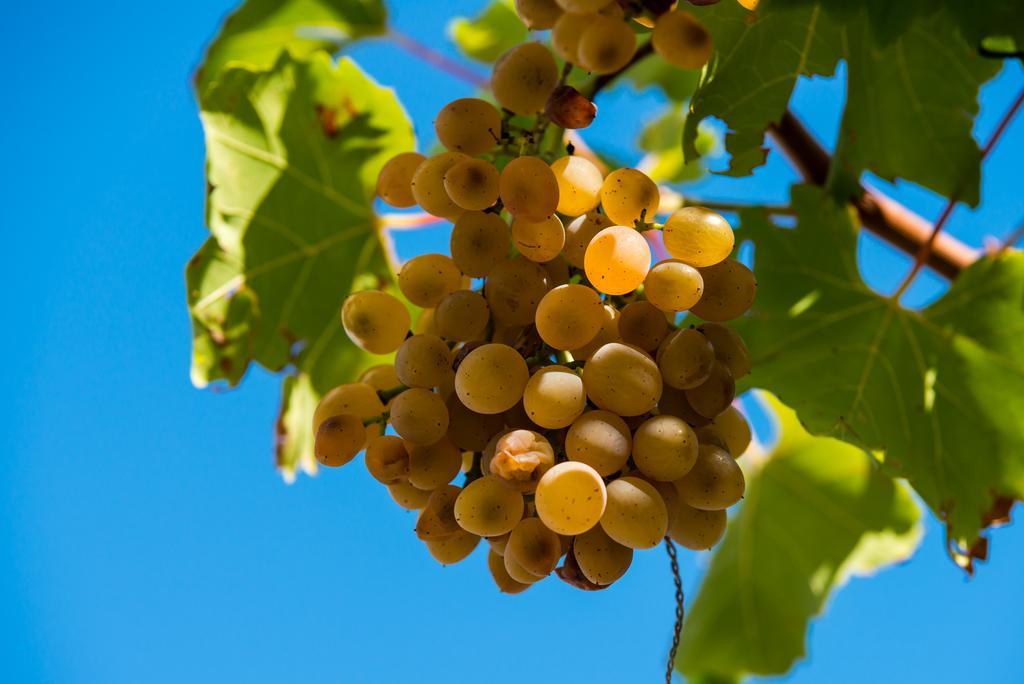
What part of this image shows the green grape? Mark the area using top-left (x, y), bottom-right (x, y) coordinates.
top-left (407, 437), bottom-right (462, 490)
top-left (644, 259), bottom-right (704, 312)
top-left (446, 394), bottom-right (505, 452)
top-left (364, 435), bottom-right (410, 484)
top-left (507, 517), bottom-right (562, 576)
top-left (675, 445), bottom-right (745, 510)
top-left (398, 253), bottom-right (463, 309)
top-left (584, 226), bottom-right (652, 295)
top-left (535, 461), bottom-right (608, 535)
top-left (565, 409), bottom-right (632, 476)
top-left (376, 152), bottom-right (426, 208)
top-left (313, 414), bottom-right (366, 467)
top-left (618, 300), bottom-right (671, 352)
top-left (488, 548), bottom-right (531, 593)
top-left (390, 388), bottom-right (449, 446)
top-left (341, 290), bottom-right (411, 355)
top-left (708, 405), bottom-right (752, 457)
top-left (450, 211), bottom-right (509, 278)
top-left (426, 530), bottom-right (481, 565)
top-left (504, 546), bottom-right (545, 584)
top-left (484, 255), bottom-right (551, 326)
top-left (512, 213), bottom-right (565, 262)
top-left (387, 481), bottom-right (432, 510)
top-left (669, 501), bottom-right (726, 551)
top-left (658, 385), bottom-right (712, 428)
top-left (488, 429), bottom-right (555, 492)
top-left (551, 155), bottom-right (603, 216)
top-left (455, 475), bottom-right (526, 536)
top-left (569, 303), bottom-right (620, 360)
top-left (600, 168), bottom-right (660, 227)
top-left (556, 0), bottom-right (610, 12)
top-left (581, 342), bottom-right (662, 416)
top-left (542, 253), bottom-right (570, 286)
top-left (632, 414), bottom-right (698, 482)
top-left (499, 156), bottom-right (560, 220)
top-left (491, 42), bottom-right (559, 115)
top-left (684, 360), bottom-right (736, 418)
top-left (357, 364), bottom-right (401, 392)
top-left (697, 322), bottom-right (751, 380)
top-left (652, 10), bottom-right (713, 70)
top-left (443, 158), bottom-right (500, 211)
top-left (435, 97), bottom-right (502, 156)
top-left (416, 484), bottom-right (463, 540)
top-left (454, 343), bottom-right (530, 414)
top-left (435, 290), bottom-right (490, 342)
top-left (534, 283), bottom-right (604, 350)
top-left (314, 382), bottom-right (385, 445)
top-left (551, 11), bottom-right (591, 63)
top-left (563, 211), bottom-right (614, 268)
top-left (572, 524), bottom-right (633, 586)
top-left (600, 476), bottom-right (668, 549)
top-left (663, 207), bottom-right (734, 268)
top-left (658, 328), bottom-right (716, 389)
top-left (488, 531), bottom-right (511, 556)
top-left (515, 0), bottom-right (563, 29)
top-left (577, 15), bottom-right (637, 75)
top-left (523, 365), bottom-right (586, 429)
top-left (410, 151), bottom-right (469, 220)
top-left (395, 334), bottom-right (453, 389)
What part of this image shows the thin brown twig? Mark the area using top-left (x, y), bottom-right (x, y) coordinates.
top-left (584, 41), bottom-right (654, 99)
top-left (996, 219), bottom-right (1024, 254)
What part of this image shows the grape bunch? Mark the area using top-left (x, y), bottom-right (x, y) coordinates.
top-left (315, 1), bottom-right (752, 592)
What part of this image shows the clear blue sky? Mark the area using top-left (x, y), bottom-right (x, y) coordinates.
top-left (3, 2), bottom-right (1023, 682)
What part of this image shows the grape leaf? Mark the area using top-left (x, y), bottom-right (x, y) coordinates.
top-left (187, 52), bottom-right (415, 479)
top-left (734, 185), bottom-right (1024, 545)
top-left (196, 0), bottom-right (387, 99)
top-left (636, 105), bottom-right (712, 184)
top-left (678, 394), bottom-right (923, 679)
top-left (624, 53), bottom-right (701, 102)
top-left (449, 0), bottom-right (527, 64)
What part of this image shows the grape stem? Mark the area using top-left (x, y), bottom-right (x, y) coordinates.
top-left (362, 412), bottom-right (390, 427)
top-left (663, 537), bottom-right (685, 684)
top-left (376, 385), bottom-right (408, 404)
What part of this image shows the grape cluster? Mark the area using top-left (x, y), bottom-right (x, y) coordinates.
top-left (316, 1), bottom-right (750, 592)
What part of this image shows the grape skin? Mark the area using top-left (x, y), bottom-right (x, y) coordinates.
top-left (551, 155), bottom-right (603, 216)
top-left (387, 481), bottom-right (432, 510)
top-left (390, 388), bottom-right (450, 446)
top-left (708, 405), bottom-right (752, 457)
top-left (434, 97), bottom-right (502, 156)
top-left (658, 328), bottom-right (716, 390)
top-left (675, 445), bottom-right (745, 510)
top-left (426, 530), bottom-right (480, 565)
top-left (523, 365), bottom-right (587, 429)
top-left (507, 517), bottom-right (562, 576)
top-left (416, 484), bottom-right (463, 540)
top-left (454, 343), bottom-right (530, 414)
top-left (584, 226), bottom-right (652, 295)
top-left (407, 437), bottom-right (463, 491)
top-left (515, 0), bottom-right (563, 30)
top-left (395, 334), bottom-right (453, 389)
top-left (450, 211), bottom-right (510, 278)
top-left (314, 414), bottom-right (366, 467)
top-left (484, 255), bottom-right (551, 326)
top-left (581, 342), bottom-right (662, 416)
top-left (364, 435), bottom-right (410, 484)
top-left (632, 414), bottom-right (698, 482)
top-left (569, 303), bottom-right (620, 360)
top-left (500, 156), bottom-right (560, 220)
top-left (512, 213), bottom-right (565, 262)
top-left (376, 152), bottom-right (426, 208)
top-left (669, 501), bottom-right (726, 551)
top-left (563, 211), bottom-right (614, 268)
top-left (444, 158), bottom-right (500, 211)
top-left (488, 549), bottom-right (531, 593)
top-left (435, 290), bottom-right (490, 342)
top-left (398, 253), bottom-right (464, 308)
top-left (618, 300), bottom-right (671, 352)
top-left (358, 364), bottom-right (401, 392)
top-left (535, 461), bottom-right (608, 535)
top-left (410, 151), bottom-right (469, 220)
top-left (652, 11), bottom-right (713, 71)
top-left (644, 259), bottom-right (704, 312)
top-left (455, 475), bottom-right (526, 537)
top-left (663, 207), bottom-right (735, 268)
top-left (491, 42), bottom-right (559, 115)
top-left (573, 524), bottom-right (633, 586)
top-left (534, 283), bottom-right (604, 351)
top-left (600, 476), bottom-right (669, 550)
top-left (341, 290), bottom-right (411, 355)
top-left (551, 11), bottom-right (592, 63)
top-left (313, 382), bottom-right (385, 445)
top-left (565, 409), bottom-right (632, 476)
top-left (488, 429), bottom-right (555, 493)
top-left (698, 322), bottom-right (752, 380)
top-left (684, 360), bottom-right (736, 418)
top-left (577, 15), bottom-right (638, 75)
top-left (600, 168), bottom-right (660, 227)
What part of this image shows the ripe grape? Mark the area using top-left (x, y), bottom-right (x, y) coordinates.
top-left (698, 322), bottom-right (751, 380)
top-left (535, 461), bottom-right (608, 535)
top-left (341, 290), bottom-right (411, 354)
top-left (376, 152), bottom-right (425, 208)
top-left (488, 532), bottom-right (511, 556)
top-left (364, 435), bottom-right (410, 484)
top-left (685, 360), bottom-right (736, 418)
top-left (551, 11), bottom-right (591, 63)
top-left (644, 259), bottom-right (704, 312)
top-left (447, 394), bottom-right (505, 452)
top-left (708, 405), bottom-right (752, 457)
top-left (555, 0), bottom-right (610, 12)
top-left (358, 364), bottom-right (401, 392)
top-left (584, 226), bottom-right (652, 295)
top-left (600, 476), bottom-right (669, 549)
top-left (565, 409), bottom-right (632, 476)
top-left (658, 328), bottom-right (715, 389)
top-left (652, 11), bottom-right (713, 70)
top-left (551, 155), bottom-right (603, 216)
top-left (545, 84), bottom-right (597, 129)
top-left (444, 158), bottom-right (500, 211)
top-left (454, 343), bottom-right (530, 414)
top-left (500, 156), bottom-right (560, 220)
top-left (675, 445), bottom-right (745, 510)
top-left (512, 213), bottom-right (565, 262)
top-left (398, 253), bottom-right (463, 308)
top-left (618, 300), bottom-right (671, 352)
top-left (484, 255), bottom-right (551, 325)
top-left (435, 97), bottom-right (502, 156)
top-left (488, 429), bottom-right (555, 492)
top-left (535, 283), bottom-right (604, 350)
top-left (577, 15), bottom-right (637, 75)
top-left (502, 401), bottom-right (540, 431)
top-left (669, 502), bottom-right (726, 551)
top-left (573, 524), bottom-right (633, 586)
top-left (581, 342), bottom-right (662, 416)
top-left (504, 547), bottom-right (545, 584)
top-left (426, 530), bottom-right (480, 565)
top-left (507, 517), bottom-right (562, 576)
top-left (600, 168), bottom-right (660, 227)
top-left (314, 382), bottom-right (385, 443)
top-left (658, 385), bottom-right (712, 427)
top-left (523, 365), bottom-right (586, 429)
top-left (395, 334), bottom-right (453, 388)
top-left (435, 290), bottom-right (490, 342)
top-left (416, 484), bottom-right (462, 541)
top-left (450, 211), bottom-right (509, 278)
top-left (563, 211), bottom-right (614, 268)
top-left (515, 0), bottom-right (563, 29)
top-left (407, 437), bottom-right (462, 490)
top-left (663, 207), bottom-right (735, 268)
top-left (390, 388), bottom-right (449, 446)
top-left (488, 549), bottom-right (531, 593)
top-left (569, 303), bottom-right (620, 360)
top-left (632, 414), bottom-right (698, 482)
top-left (410, 151), bottom-right (469, 220)
top-left (387, 481), bottom-right (432, 510)
top-left (314, 414), bottom-right (366, 467)
top-left (541, 253), bottom-right (570, 285)
top-left (492, 42), bottom-right (559, 115)
top-left (455, 475), bottom-right (526, 536)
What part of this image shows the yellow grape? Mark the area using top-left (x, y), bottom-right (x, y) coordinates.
top-left (364, 435), bottom-right (410, 484)
top-left (434, 97), bottom-right (502, 156)
top-left (502, 401), bottom-right (540, 431)
top-left (390, 388), bottom-right (449, 446)
top-left (581, 342), bottom-right (662, 416)
top-left (416, 307), bottom-right (439, 336)
top-left (641, 475), bottom-right (681, 528)
top-left (566, 410), bottom-right (631, 476)
top-left (444, 158), bottom-right (500, 211)
top-left (551, 11), bottom-right (591, 63)
top-left (395, 334), bottom-right (453, 389)
top-left (446, 394), bottom-right (505, 451)
top-left (644, 259), bottom-right (704, 312)
top-left (313, 382), bottom-right (385, 444)
top-left (555, 0), bottom-right (610, 12)
top-left (488, 548), bottom-right (531, 593)
top-left (407, 437), bottom-right (462, 490)
top-left (488, 532), bottom-right (511, 556)
top-left (669, 501), bottom-right (726, 550)
top-left (658, 385), bottom-right (712, 428)
top-left (600, 476), bottom-right (668, 549)
top-left (426, 530), bottom-right (481, 565)
top-left (600, 168), bottom-right (660, 227)
top-left (450, 211), bottom-right (510, 278)
top-left (695, 425), bottom-right (729, 452)
top-left (535, 461), bottom-right (608, 535)
top-left (484, 255), bottom-right (551, 325)
top-left (313, 414), bottom-right (366, 467)
top-left (573, 524), bottom-right (633, 585)
top-left (697, 322), bottom-right (751, 380)
top-left (577, 15), bottom-right (637, 75)
top-left (523, 365), bottom-right (586, 429)
top-left (658, 328), bottom-right (716, 389)
top-left (358, 364), bottom-right (401, 392)
top-left (504, 547), bottom-right (545, 584)
top-left (663, 207), bottom-right (735, 267)
top-left (488, 429), bottom-right (555, 492)
top-left (675, 445), bottom-right (745, 510)
top-left (376, 152), bottom-right (425, 208)
top-left (435, 290), bottom-right (490, 342)
top-left (398, 253), bottom-right (463, 308)
top-left (454, 343), bottom-right (530, 414)
top-left (738, 0), bottom-right (760, 9)
top-left (415, 484), bottom-right (462, 541)
top-left (500, 156), bottom-right (560, 220)
top-left (563, 211), bottom-right (614, 268)
top-left (387, 481), bottom-right (432, 510)
top-left (534, 283), bottom-right (604, 350)
top-left (618, 300), bottom-right (671, 352)
top-left (515, 0), bottom-right (563, 29)
top-left (455, 475), bottom-right (526, 536)
top-left (507, 517), bottom-right (562, 576)
top-left (584, 226), bottom-right (652, 295)
top-left (410, 151), bottom-right (469, 220)
top-left (341, 290), bottom-right (411, 354)
top-left (652, 11), bottom-right (713, 70)
top-left (709, 405), bottom-right (752, 457)
top-left (632, 414), bottom-right (698, 481)
top-left (542, 254), bottom-right (570, 286)
top-left (570, 303), bottom-right (620, 360)
top-left (512, 214), bottom-right (565, 262)
top-left (684, 360), bottom-right (736, 418)
top-left (491, 42), bottom-right (559, 115)
top-left (551, 155), bottom-right (603, 216)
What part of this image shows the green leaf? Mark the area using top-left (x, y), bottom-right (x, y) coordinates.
top-left (624, 53), bottom-right (701, 102)
top-left (636, 105), bottom-right (713, 184)
top-left (448, 0), bottom-right (527, 64)
top-left (186, 52), bottom-right (415, 478)
top-left (678, 394), bottom-right (923, 680)
top-left (734, 185), bottom-right (1024, 544)
top-left (196, 0), bottom-right (387, 99)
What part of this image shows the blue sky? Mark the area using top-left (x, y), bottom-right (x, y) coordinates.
top-left (2, 2), bottom-right (1023, 683)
